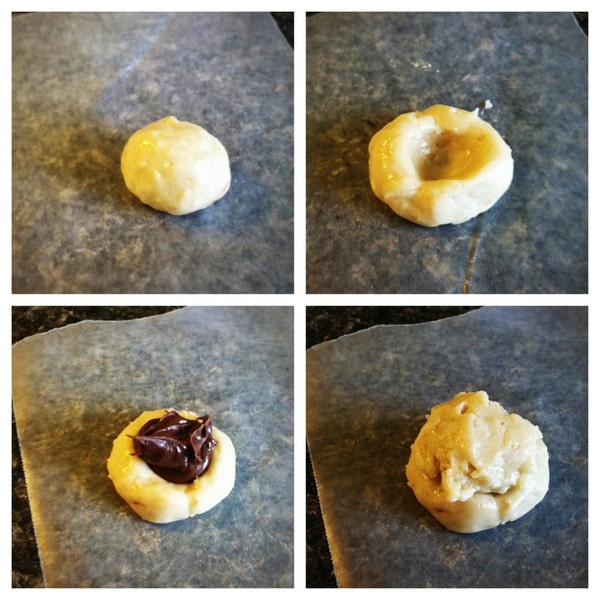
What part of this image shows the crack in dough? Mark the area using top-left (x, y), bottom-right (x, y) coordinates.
top-left (406, 391), bottom-right (548, 533)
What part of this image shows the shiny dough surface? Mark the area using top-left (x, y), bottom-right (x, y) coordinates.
top-left (406, 391), bottom-right (548, 533)
top-left (368, 105), bottom-right (513, 226)
top-left (107, 408), bottom-right (236, 523)
top-left (121, 116), bottom-right (231, 216)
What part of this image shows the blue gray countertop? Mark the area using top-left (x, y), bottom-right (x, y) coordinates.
top-left (306, 306), bottom-right (479, 587)
top-left (307, 307), bottom-right (587, 587)
top-left (12, 12), bottom-right (294, 293)
top-left (13, 307), bottom-right (294, 587)
top-left (12, 307), bottom-right (181, 587)
top-left (307, 12), bottom-right (588, 293)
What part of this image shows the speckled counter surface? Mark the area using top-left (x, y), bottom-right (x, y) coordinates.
top-left (306, 307), bottom-right (588, 587)
top-left (306, 12), bottom-right (588, 293)
top-left (13, 307), bottom-right (294, 587)
top-left (305, 307), bottom-right (479, 588)
top-left (12, 12), bottom-right (293, 293)
top-left (12, 307), bottom-right (181, 588)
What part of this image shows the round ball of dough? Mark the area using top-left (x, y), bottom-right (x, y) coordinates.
top-left (107, 408), bottom-right (235, 523)
top-left (121, 116), bottom-right (231, 215)
top-left (406, 391), bottom-right (549, 533)
top-left (368, 104), bottom-right (513, 226)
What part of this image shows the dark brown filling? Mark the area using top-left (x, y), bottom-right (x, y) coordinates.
top-left (130, 410), bottom-right (217, 484)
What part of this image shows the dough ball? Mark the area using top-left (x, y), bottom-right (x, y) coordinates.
top-left (121, 116), bottom-right (231, 215)
top-left (406, 391), bottom-right (549, 533)
top-left (107, 408), bottom-right (235, 523)
top-left (368, 104), bottom-right (513, 226)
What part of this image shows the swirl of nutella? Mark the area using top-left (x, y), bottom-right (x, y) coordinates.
top-left (130, 410), bottom-right (217, 484)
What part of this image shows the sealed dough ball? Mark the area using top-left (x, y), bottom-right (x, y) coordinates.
top-left (368, 105), bottom-right (513, 226)
top-left (406, 391), bottom-right (549, 533)
top-left (121, 116), bottom-right (231, 215)
top-left (107, 409), bottom-right (235, 523)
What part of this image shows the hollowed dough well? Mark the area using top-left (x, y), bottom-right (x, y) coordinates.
top-left (406, 391), bottom-right (549, 533)
top-left (368, 105), bottom-right (514, 226)
top-left (107, 409), bottom-right (235, 524)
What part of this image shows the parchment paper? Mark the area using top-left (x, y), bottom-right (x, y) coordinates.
top-left (12, 307), bottom-right (294, 587)
top-left (306, 307), bottom-right (587, 587)
top-left (306, 13), bottom-right (588, 293)
top-left (12, 12), bottom-right (293, 293)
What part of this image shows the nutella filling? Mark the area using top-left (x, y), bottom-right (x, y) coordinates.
top-left (130, 410), bottom-right (217, 484)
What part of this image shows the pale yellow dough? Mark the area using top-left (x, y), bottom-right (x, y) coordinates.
top-left (406, 391), bottom-right (549, 533)
top-left (368, 104), bottom-right (513, 226)
top-left (121, 116), bottom-right (231, 215)
top-left (107, 409), bottom-right (236, 523)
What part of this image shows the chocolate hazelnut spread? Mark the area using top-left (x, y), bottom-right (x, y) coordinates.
top-left (130, 410), bottom-right (217, 484)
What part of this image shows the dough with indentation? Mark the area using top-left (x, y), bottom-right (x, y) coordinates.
top-left (368, 104), bottom-right (513, 226)
top-left (406, 391), bottom-right (548, 533)
top-left (107, 408), bottom-right (235, 523)
top-left (121, 116), bottom-right (231, 215)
